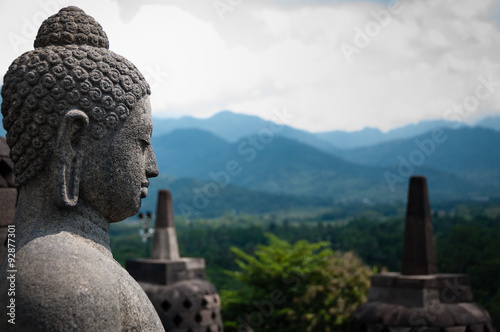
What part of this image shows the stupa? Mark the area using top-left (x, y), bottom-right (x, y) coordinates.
top-left (127, 189), bottom-right (223, 331)
top-left (349, 176), bottom-right (495, 332)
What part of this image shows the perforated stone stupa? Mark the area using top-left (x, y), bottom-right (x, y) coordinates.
top-left (349, 176), bottom-right (495, 332)
top-left (127, 189), bottom-right (223, 331)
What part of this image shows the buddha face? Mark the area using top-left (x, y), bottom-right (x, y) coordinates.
top-left (79, 96), bottom-right (158, 222)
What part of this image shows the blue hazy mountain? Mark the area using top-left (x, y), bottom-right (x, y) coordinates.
top-left (152, 128), bottom-right (498, 203)
top-left (316, 119), bottom-right (465, 149)
top-left (476, 114), bottom-right (500, 132)
top-left (154, 111), bottom-right (473, 150)
top-left (152, 128), bottom-right (234, 179)
top-left (153, 110), bottom-right (339, 154)
top-left (316, 127), bottom-right (386, 149)
top-left (1, 101), bottom-right (499, 204)
top-left (335, 127), bottom-right (500, 187)
top-left (138, 176), bottom-right (327, 219)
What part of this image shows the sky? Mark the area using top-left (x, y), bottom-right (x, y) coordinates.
top-left (1, 0), bottom-right (500, 132)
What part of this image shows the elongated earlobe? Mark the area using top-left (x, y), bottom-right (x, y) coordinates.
top-left (55, 110), bottom-right (89, 208)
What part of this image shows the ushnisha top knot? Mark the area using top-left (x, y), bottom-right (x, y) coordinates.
top-left (34, 6), bottom-right (109, 49)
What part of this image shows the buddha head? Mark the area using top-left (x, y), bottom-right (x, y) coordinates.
top-left (1, 6), bottom-right (158, 222)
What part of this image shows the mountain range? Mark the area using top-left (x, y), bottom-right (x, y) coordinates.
top-left (148, 126), bottom-right (498, 210)
top-left (153, 111), bottom-right (339, 154)
top-left (153, 111), bottom-right (500, 149)
top-left (145, 111), bottom-right (500, 216)
top-left (1, 105), bottom-right (500, 216)
top-left (336, 127), bottom-right (500, 187)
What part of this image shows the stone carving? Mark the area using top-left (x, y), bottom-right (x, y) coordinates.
top-left (2, 6), bottom-right (149, 187)
top-left (349, 176), bottom-right (496, 332)
top-left (401, 175), bottom-right (438, 276)
top-left (127, 190), bottom-right (223, 331)
top-left (0, 137), bottom-right (17, 263)
top-left (0, 6), bottom-right (164, 331)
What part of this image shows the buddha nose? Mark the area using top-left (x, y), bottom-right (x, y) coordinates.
top-left (146, 146), bottom-right (159, 178)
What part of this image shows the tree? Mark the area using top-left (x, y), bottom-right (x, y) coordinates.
top-left (221, 233), bottom-right (373, 332)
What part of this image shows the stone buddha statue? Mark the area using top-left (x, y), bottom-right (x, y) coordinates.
top-left (0, 6), bottom-right (164, 331)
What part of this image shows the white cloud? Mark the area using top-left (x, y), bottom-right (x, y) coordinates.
top-left (1, 0), bottom-right (500, 132)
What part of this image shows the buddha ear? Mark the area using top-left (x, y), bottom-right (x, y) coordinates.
top-left (55, 110), bottom-right (89, 208)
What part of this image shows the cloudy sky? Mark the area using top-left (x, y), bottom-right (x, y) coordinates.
top-left (1, 0), bottom-right (500, 132)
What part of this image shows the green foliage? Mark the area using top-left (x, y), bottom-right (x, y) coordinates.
top-left (436, 218), bottom-right (500, 327)
top-left (109, 220), bottom-right (148, 265)
top-left (221, 234), bottom-right (372, 332)
top-left (109, 202), bottom-right (500, 330)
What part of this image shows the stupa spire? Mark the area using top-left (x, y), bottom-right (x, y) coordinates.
top-left (401, 175), bottom-right (438, 275)
top-left (151, 190), bottom-right (180, 260)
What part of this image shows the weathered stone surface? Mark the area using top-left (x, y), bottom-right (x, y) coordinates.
top-left (401, 176), bottom-right (438, 275)
top-left (127, 257), bottom-right (207, 285)
top-left (142, 280), bottom-right (222, 331)
top-left (0, 138), bottom-right (17, 265)
top-left (0, 227), bottom-right (8, 263)
top-left (348, 177), bottom-right (496, 332)
top-left (443, 327), bottom-right (466, 332)
top-left (0, 188), bottom-right (17, 226)
top-left (152, 189), bottom-right (180, 260)
top-left (0, 137), bottom-right (15, 189)
top-left (468, 324), bottom-right (486, 332)
top-left (350, 302), bottom-right (390, 326)
top-left (0, 6), bottom-right (163, 331)
top-left (127, 189), bottom-right (223, 331)
top-left (368, 273), bottom-right (473, 307)
top-left (0, 137), bottom-right (15, 188)
top-left (387, 327), bottom-right (411, 332)
top-left (432, 306), bottom-right (455, 327)
top-left (155, 189), bottom-right (175, 228)
top-left (351, 302), bottom-right (493, 330)
top-left (0, 137), bottom-right (9, 157)
top-left (392, 306), bottom-right (412, 326)
top-left (366, 323), bottom-right (385, 332)
top-left (381, 305), bottom-right (401, 325)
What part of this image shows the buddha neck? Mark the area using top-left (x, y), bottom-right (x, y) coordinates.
top-left (14, 181), bottom-right (112, 257)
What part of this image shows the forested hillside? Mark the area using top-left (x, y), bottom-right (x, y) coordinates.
top-left (110, 201), bottom-right (500, 330)
top-left (149, 128), bottom-right (500, 211)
